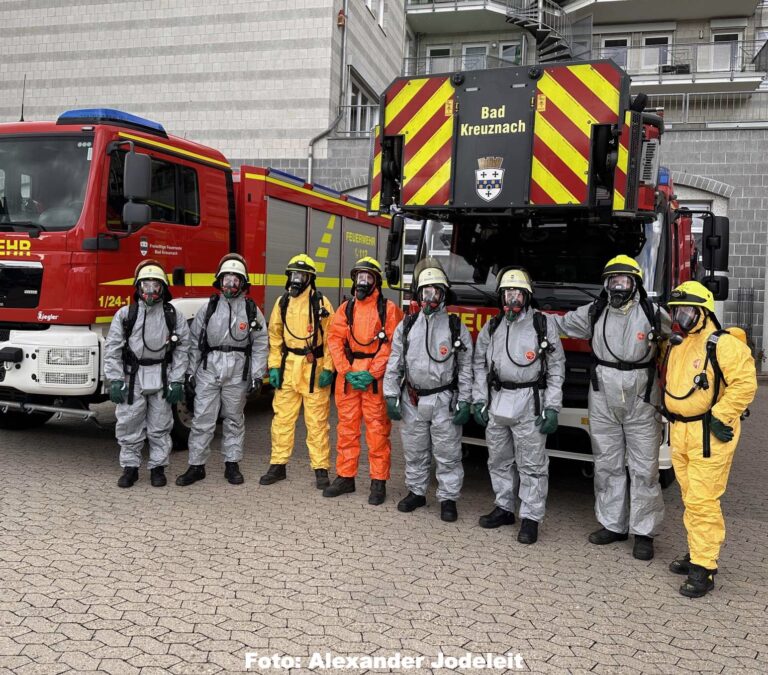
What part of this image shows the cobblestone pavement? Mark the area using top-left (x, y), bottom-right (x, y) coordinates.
top-left (1, 387), bottom-right (767, 675)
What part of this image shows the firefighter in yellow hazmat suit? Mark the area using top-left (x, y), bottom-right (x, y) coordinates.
top-left (260, 255), bottom-right (335, 490)
top-left (663, 281), bottom-right (756, 598)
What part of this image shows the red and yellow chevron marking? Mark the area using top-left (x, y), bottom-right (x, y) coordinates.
top-left (369, 125), bottom-right (383, 212)
top-left (530, 63), bottom-right (622, 206)
top-left (613, 111), bottom-right (632, 211)
top-left (384, 76), bottom-right (455, 207)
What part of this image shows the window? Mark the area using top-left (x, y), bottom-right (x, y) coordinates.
top-left (602, 36), bottom-right (629, 69)
top-left (500, 41), bottom-right (523, 65)
top-left (107, 152), bottom-right (200, 229)
top-left (642, 35), bottom-right (670, 71)
top-left (712, 32), bottom-right (740, 70)
top-left (463, 44), bottom-right (488, 71)
top-left (364, 0), bottom-right (384, 26)
top-left (348, 77), bottom-right (378, 135)
top-left (427, 46), bottom-right (451, 74)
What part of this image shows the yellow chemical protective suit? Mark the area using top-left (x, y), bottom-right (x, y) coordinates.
top-left (664, 315), bottom-right (757, 570)
top-left (268, 287), bottom-right (335, 469)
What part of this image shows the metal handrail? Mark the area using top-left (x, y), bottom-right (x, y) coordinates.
top-left (506, 0), bottom-right (572, 47)
top-left (402, 54), bottom-right (514, 76)
top-left (645, 90), bottom-right (768, 125)
top-left (595, 40), bottom-right (767, 79)
top-left (335, 104), bottom-right (380, 137)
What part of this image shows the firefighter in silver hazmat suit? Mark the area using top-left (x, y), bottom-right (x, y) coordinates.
top-left (176, 254), bottom-right (268, 486)
top-left (472, 267), bottom-right (565, 544)
top-left (554, 254), bottom-right (670, 560)
top-left (105, 260), bottom-right (190, 489)
top-left (383, 259), bottom-right (473, 522)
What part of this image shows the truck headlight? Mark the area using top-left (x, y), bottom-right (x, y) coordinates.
top-left (45, 348), bottom-right (91, 366)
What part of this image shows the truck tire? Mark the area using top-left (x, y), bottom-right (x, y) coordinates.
top-left (0, 410), bottom-right (54, 430)
top-left (659, 467), bottom-right (676, 489)
top-left (171, 400), bottom-right (193, 452)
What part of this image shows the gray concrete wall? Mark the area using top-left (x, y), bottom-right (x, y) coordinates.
top-left (661, 128), bottom-right (767, 367)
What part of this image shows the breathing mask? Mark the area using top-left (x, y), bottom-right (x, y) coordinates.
top-left (220, 272), bottom-right (243, 299)
top-left (419, 285), bottom-right (445, 315)
top-left (354, 271), bottom-right (376, 301)
top-left (138, 279), bottom-right (163, 307)
top-left (605, 273), bottom-right (636, 308)
top-left (288, 271), bottom-right (310, 297)
top-left (671, 305), bottom-right (701, 337)
top-left (502, 288), bottom-right (527, 321)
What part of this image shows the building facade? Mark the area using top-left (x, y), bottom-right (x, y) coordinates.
top-left (0, 0), bottom-right (405, 191)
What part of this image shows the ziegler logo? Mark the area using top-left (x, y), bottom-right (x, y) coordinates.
top-left (37, 311), bottom-right (59, 322)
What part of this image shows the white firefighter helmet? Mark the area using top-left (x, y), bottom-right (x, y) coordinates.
top-left (416, 266), bottom-right (449, 290)
top-left (216, 253), bottom-right (248, 280)
top-left (134, 260), bottom-right (167, 285)
top-left (496, 267), bottom-right (532, 294)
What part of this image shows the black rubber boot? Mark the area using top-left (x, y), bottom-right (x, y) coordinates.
top-left (588, 527), bottom-right (629, 545)
top-left (669, 553), bottom-right (691, 576)
top-left (175, 464), bottom-right (206, 486)
top-left (398, 492), bottom-right (427, 513)
top-left (440, 500), bottom-right (458, 523)
top-left (680, 563), bottom-right (716, 598)
top-left (117, 467), bottom-right (139, 489)
top-left (150, 466), bottom-right (167, 488)
top-left (478, 506), bottom-right (516, 529)
top-left (224, 461), bottom-right (244, 485)
top-left (260, 464), bottom-right (287, 485)
top-left (633, 535), bottom-right (654, 561)
top-left (368, 479), bottom-right (386, 506)
top-left (323, 476), bottom-right (356, 498)
top-left (517, 518), bottom-right (539, 545)
top-left (314, 469), bottom-right (330, 490)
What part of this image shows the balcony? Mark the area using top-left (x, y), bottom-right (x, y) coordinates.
top-left (562, 0), bottom-right (760, 24)
top-left (402, 54), bottom-right (514, 75)
top-left (405, 0), bottom-right (513, 34)
top-left (334, 104), bottom-right (380, 138)
top-left (595, 41), bottom-right (766, 93)
top-left (646, 90), bottom-right (768, 128)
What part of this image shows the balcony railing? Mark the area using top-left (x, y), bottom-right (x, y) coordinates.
top-left (402, 54), bottom-right (515, 76)
top-left (335, 104), bottom-right (380, 137)
top-left (595, 40), bottom-right (766, 81)
top-left (647, 90), bottom-right (768, 126)
top-left (407, 0), bottom-right (508, 9)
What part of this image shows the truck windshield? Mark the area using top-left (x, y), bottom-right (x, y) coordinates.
top-left (0, 135), bottom-right (93, 233)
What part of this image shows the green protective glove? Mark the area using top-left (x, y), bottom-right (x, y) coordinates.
top-left (386, 396), bottom-right (402, 421)
top-left (109, 380), bottom-right (126, 404)
top-left (452, 401), bottom-right (471, 426)
top-left (165, 381), bottom-right (184, 405)
top-left (535, 408), bottom-right (559, 435)
top-left (318, 369), bottom-right (334, 388)
top-left (351, 371), bottom-right (375, 391)
top-left (345, 371), bottom-right (360, 387)
top-left (472, 401), bottom-right (489, 427)
top-left (269, 368), bottom-right (281, 390)
top-left (710, 416), bottom-right (734, 442)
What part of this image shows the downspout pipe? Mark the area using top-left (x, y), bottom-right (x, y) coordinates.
top-left (308, 0), bottom-right (349, 184)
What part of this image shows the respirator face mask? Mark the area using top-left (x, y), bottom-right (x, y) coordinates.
top-left (605, 274), bottom-right (636, 308)
top-left (220, 273), bottom-right (243, 298)
top-left (672, 305), bottom-right (701, 334)
top-left (354, 271), bottom-right (376, 300)
top-left (288, 271), bottom-right (310, 297)
top-left (139, 279), bottom-right (163, 306)
top-left (419, 285), bottom-right (445, 314)
top-left (502, 288), bottom-right (527, 320)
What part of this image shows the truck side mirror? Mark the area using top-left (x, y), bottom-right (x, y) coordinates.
top-left (123, 151), bottom-right (151, 201)
top-left (122, 202), bottom-right (151, 229)
top-left (702, 214), bottom-right (729, 272)
top-left (386, 263), bottom-right (400, 287)
top-left (702, 274), bottom-right (729, 301)
top-left (386, 214), bottom-right (404, 263)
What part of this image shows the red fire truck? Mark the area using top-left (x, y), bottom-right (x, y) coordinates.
top-left (368, 60), bottom-right (730, 485)
top-left (0, 109), bottom-right (392, 443)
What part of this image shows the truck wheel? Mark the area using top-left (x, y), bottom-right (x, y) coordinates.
top-left (171, 400), bottom-right (193, 452)
top-left (659, 467), bottom-right (676, 489)
top-left (0, 410), bottom-right (53, 430)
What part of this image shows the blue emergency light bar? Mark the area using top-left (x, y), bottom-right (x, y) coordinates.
top-left (56, 108), bottom-right (168, 138)
top-left (658, 166), bottom-right (670, 186)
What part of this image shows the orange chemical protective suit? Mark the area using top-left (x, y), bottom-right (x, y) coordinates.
top-left (327, 289), bottom-right (403, 480)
